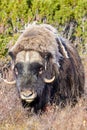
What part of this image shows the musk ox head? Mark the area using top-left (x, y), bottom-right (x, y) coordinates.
top-left (2, 24), bottom-right (84, 111)
top-left (10, 50), bottom-right (56, 104)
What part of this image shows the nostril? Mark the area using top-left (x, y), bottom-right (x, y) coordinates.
top-left (22, 91), bottom-right (33, 97)
top-left (20, 90), bottom-right (37, 102)
top-left (20, 90), bottom-right (33, 98)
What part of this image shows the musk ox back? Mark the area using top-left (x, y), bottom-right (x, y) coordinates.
top-left (5, 24), bottom-right (84, 112)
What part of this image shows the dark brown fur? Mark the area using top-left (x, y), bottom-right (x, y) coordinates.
top-left (9, 24), bottom-right (84, 111)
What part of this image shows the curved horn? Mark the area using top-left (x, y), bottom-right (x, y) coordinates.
top-left (44, 76), bottom-right (55, 83)
top-left (0, 78), bottom-right (16, 85)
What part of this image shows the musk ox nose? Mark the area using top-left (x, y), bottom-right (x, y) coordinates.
top-left (20, 90), bottom-right (37, 103)
top-left (22, 91), bottom-right (33, 97)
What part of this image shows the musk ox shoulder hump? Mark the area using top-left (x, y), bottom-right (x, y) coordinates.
top-left (9, 24), bottom-right (70, 60)
top-left (9, 24), bottom-right (61, 58)
top-left (9, 24), bottom-right (76, 61)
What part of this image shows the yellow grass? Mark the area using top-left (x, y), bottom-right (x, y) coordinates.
top-left (0, 98), bottom-right (87, 130)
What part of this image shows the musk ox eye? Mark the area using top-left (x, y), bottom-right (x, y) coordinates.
top-left (39, 67), bottom-right (43, 74)
top-left (33, 66), bottom-right (44, 76)
top-left (14, 67), bottom-right (18, 76)
top-left (14, 62), bottom-right (23, 76)
top-left (36, 66), bottom-right (44, 75)
top-left (30, 62), bottom-right (44, 75)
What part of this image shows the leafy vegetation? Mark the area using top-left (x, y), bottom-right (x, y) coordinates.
top-left (0, 0), bottom-right (87, 58)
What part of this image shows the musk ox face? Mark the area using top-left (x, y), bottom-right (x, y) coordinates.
top-left (3, 24), bottom-right (84, 111)
top-left (12, 50), bottom-right (56, 105)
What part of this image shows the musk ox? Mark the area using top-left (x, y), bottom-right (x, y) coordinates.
top-left (2, 24), bottom-right (84, 112)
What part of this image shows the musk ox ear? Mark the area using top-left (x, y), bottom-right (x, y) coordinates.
top-left (56, 36), bottom-right (69, 58)
top-left (8, 51), bottom-right (15, 70)
top-left (9, 51), bottom-right (15, 60)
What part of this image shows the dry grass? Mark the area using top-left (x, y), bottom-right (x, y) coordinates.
top-left (25, 99), bottom-right (87, 130)
top-left (0, 57), bottom-right (87, 130)
top-left (0, 99), bottom-right (87, 130)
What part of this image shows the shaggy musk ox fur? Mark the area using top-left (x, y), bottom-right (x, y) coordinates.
top-left (8, 24), bottom-right (84, 112)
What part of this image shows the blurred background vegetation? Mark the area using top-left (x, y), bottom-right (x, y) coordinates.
top-left (0, 0), bottom-right (87, 58)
